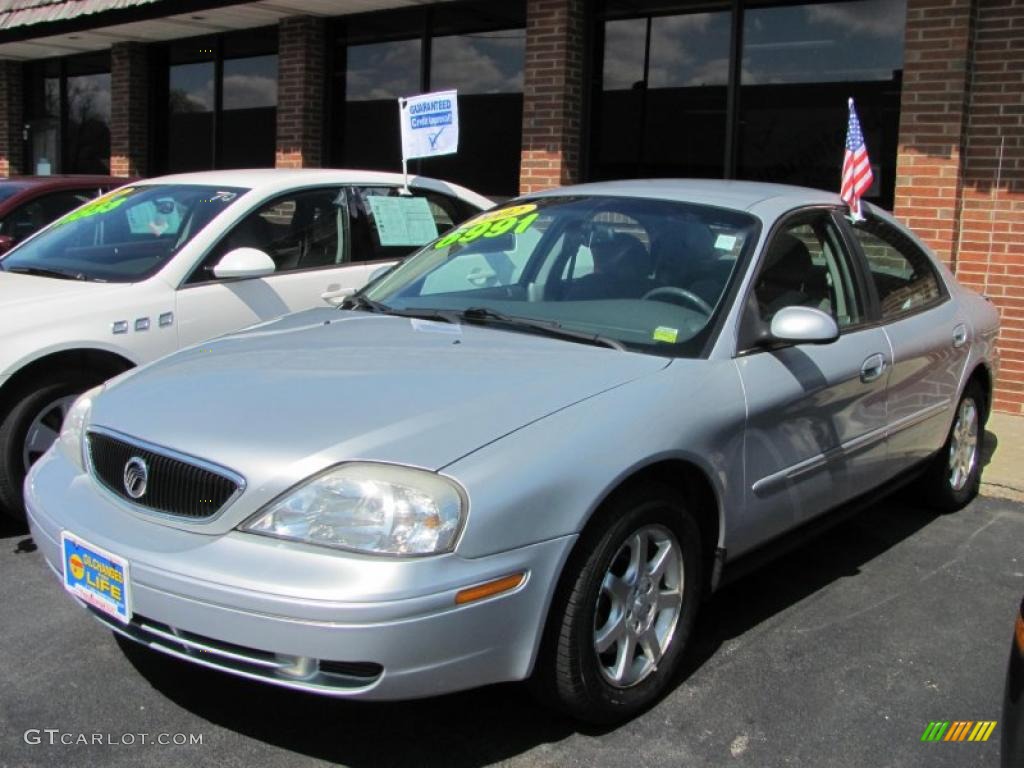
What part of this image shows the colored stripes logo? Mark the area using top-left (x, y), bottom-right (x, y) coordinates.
top-left (921, 721), bottom-right (997, 742)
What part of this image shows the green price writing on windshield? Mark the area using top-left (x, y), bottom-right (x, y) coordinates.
top-left (56, 188), bottom-right (133, 227)
top-left (434, 211), bottom-right (539, 249)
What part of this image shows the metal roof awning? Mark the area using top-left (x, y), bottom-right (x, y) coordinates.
top-left (0, 0), bottom-right (450, 60)
top-left (0, 0), bottom-right (162, 32)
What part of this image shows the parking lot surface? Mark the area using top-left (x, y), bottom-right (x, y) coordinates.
top-left (2, 493), bottom-right (1021, 768)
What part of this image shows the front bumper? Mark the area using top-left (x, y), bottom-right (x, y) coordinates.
top-left (26, 449), bottom-right (575, 700)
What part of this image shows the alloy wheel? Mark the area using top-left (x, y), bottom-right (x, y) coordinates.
top-left (22, 394), bottom-right (78, 472)
top-left (593, 523), bottom-right (684, 688)
top-left (948, 397), bottom-right (979, 492)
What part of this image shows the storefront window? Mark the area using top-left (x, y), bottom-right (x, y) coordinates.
top-left (738, 0), bottom-right (905, 208)
top-left (595, 11), bottom-right (729, 180)
top-left (168, 61), bottom-right (215, 172)
top-left (332, 1), bottom-right (525, 197)
top-left (592, 0), bottom-right (906, 209)
top-left (24, 53), bottom-right (110, 175)
top-left (222, 54), bottom-right (278, 169)
top-left (160, 29), bottom-right (277, 174)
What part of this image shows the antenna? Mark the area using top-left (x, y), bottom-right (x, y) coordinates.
top-left (984, 135), bottom-right (1004, 299)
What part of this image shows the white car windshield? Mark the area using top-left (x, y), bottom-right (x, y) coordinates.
top-left (363, 195), bottom-right (760, 357)
top-left (0, 184), bottom-right (247, 283)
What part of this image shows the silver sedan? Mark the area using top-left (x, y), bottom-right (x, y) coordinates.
top-left (26, 180), bottom-right (999, 723)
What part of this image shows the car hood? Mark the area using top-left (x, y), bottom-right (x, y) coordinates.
top-left (92, 309), bottom-right (669, 528)
top-left (0, 269), bottom-right (128, 311)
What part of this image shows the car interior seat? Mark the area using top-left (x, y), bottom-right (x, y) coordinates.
top-left (563, 232), bottom-right (653, 300)
top-left (755, 232), bottom-right (830, 320)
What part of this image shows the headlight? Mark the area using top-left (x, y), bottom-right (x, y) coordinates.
top-left (57, 385), bottom-right (102, 472)
top-left (240, 463), bottom-right (465, 556)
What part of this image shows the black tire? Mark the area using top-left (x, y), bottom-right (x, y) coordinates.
top-left (0, 373), bottom-right (100, 520)
top-left (918, 381), bottom-right (986, 513)
top-left (531, 482), bottom-right (703, 724)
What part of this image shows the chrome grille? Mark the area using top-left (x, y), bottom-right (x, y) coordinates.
top-left (87, 430), bottom-right (241, 519)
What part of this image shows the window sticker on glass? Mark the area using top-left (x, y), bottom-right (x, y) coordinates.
top-left (367, 195), bottom-right (439, 247)
top-left (434, 204), bottom-right (539, 250)
top-left (653, 326), bottom-right (679, 343)
top-left (714, 234), bottom-right (737, 251)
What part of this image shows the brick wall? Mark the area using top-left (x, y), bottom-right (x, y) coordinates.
top-left (0, 61), bottom-right (22, 177)
top-left (110, 42), bottom-right (149, 178)
top-left (519, 0), bottom-right (585, 194)
top-left (957, 1), bottom-right (1024, 414)
top-left (896, 0), bottom-right (1024, 414)
top-left (276, 16), bottom-right (325, 169)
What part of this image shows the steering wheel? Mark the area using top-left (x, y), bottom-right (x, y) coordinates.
top-left (641, 286), bottom-right (713, 315)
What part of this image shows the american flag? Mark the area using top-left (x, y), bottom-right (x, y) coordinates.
top-left (841, 98), bottom-right (873, 219)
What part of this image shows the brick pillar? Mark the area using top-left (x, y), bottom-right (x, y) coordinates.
top-left (276, 16), bottom-right (325, 169)
top-left (110, 42), bottom-right (150, 177)
top-left (0, 61), bottom-right (23, 177)
top-left (519, 0), bottom-right (585, 195)
top-left (893, 0), bottom-right (976, 268)
top-left (957, 1), bottom-right (1024, 414)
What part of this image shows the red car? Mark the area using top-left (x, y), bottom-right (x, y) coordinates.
top-left (0, 176), bottom-right (132, 254)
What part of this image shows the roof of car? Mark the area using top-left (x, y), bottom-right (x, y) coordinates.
top-left (527, 179), bottom-right (846, 213)
top-left (134, 168), bottom-right (494, 209)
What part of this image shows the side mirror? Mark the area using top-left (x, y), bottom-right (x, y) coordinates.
top-left (212, 247), bottom-right (275, 280)
top-left (768, 306), bottom-right (839, 345)
top-left (0, 234), bottom-right (15, 254)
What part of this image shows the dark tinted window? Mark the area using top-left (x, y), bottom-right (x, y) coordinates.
top-left (852, 217), bottom-right (943, 319)
top-left (331, 2), bottom-right (525, 198)
top-left (169, 61), bottom-right (215, 172)
top-left (594, 12), bottom-right (729, 181)
top-left (737, 0), bottom-right (904, 207)
top-left (0, 190), bottom-right (94, 243)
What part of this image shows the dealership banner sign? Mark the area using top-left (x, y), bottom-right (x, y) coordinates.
top-left (399, 90), bottom-right (459, 162)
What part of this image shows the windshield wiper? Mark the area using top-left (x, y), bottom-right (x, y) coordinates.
top-left (340, 294), bottom-right (391, 313)
top-left (340, 295), bottom-right (456, 324)
top-left (4, 266), bottom-right (90, 281)
top-left (460, 306), bottom-right (625, 351)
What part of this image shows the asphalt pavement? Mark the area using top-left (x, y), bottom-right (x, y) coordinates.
top-left (1, 491), bottom-right (1022, 768)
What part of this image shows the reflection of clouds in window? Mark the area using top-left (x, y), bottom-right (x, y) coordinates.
top-left (431, 31), bottom-right (524, 94)
top-left (648, 13), bottom-right (728, 88)
top-left (224, 56), bottom-right (278, 109)
top-left (603, 19), bottom-right (645, 90)
top-left (603, 14), bottom-right (729, 91)
top-left (67, 74), bottom-right (111, 126)
top-left (743, 0), bottom-right (905, 84)
top-left (170, 62), bottom-right (214, 112)
top-left (805, 0), bottom-right (906, 39)
top-left (347, 40), bottom-right (421, 101)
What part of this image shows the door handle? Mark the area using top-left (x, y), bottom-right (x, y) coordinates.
top-left (860, 353), bottom-right (887, 383)
top-left (952, 323), bottom-right (968, 348)
top-left (321, 285), bottom-right (355, 306)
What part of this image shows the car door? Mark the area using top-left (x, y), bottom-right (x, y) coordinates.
top-left (736, 208), bottom-right (891, 542)
top-left (843, 213), bottom-right (969, 475)
top-left (174, 185), bottom-right (476, 347)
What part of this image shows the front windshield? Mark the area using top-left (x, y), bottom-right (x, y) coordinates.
top-left (0, 184), bottom-right (247, 282)
top-left (364, 195), bottom-right (760, 357)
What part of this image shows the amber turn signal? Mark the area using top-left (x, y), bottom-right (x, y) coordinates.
top-left (455, 572), bottom-right (526, 605)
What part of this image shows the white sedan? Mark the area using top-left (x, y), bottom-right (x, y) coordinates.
top-left (0, 168), bottom-right (491, 518)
